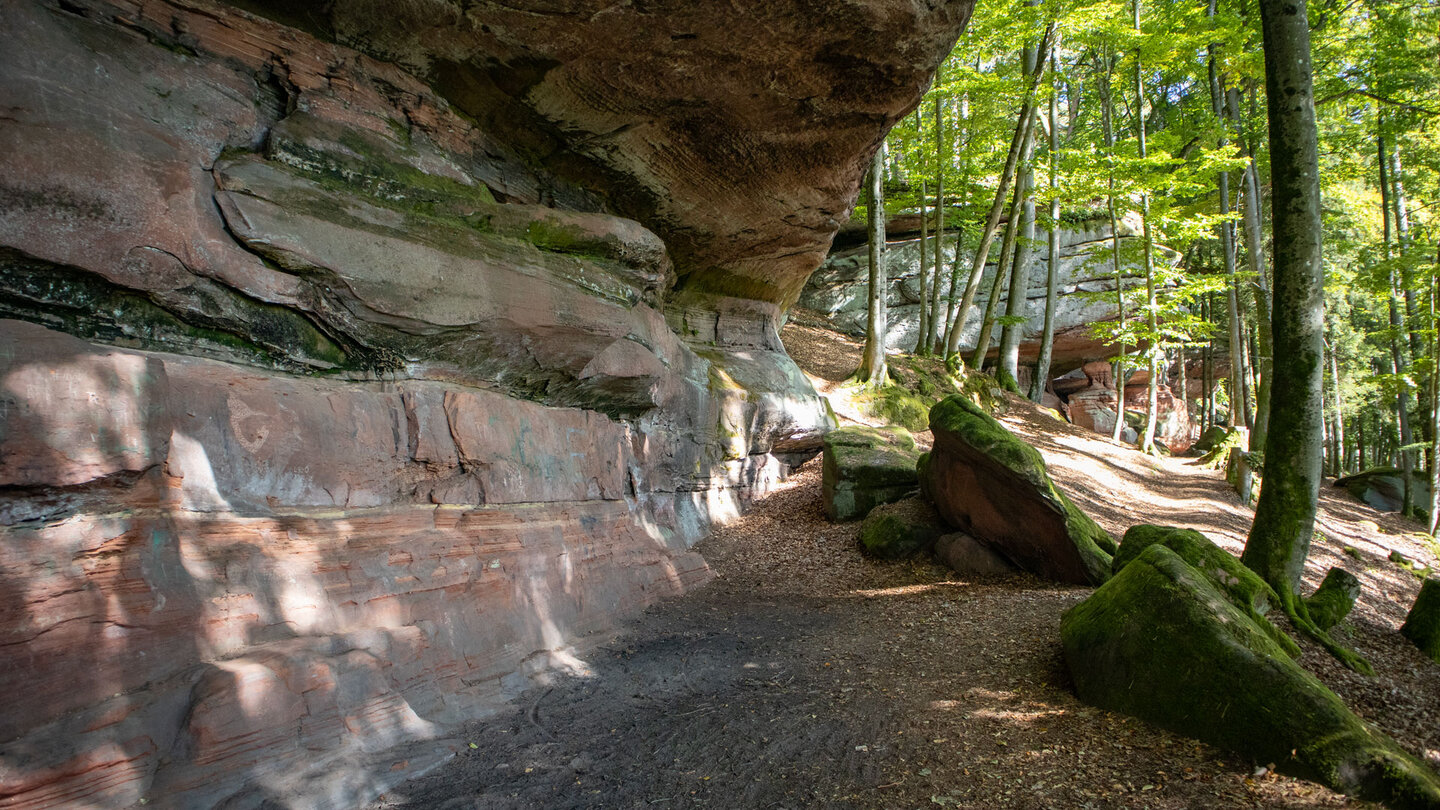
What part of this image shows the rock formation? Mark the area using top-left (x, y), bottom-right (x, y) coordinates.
top-left (0, 0), bottom-right (971, 805)
top-left (802, 216), bottom-right (1160, 370)
top-left (1053, 360), bottom-right (1195, 450)
top-left (1064, 542), bottom-right (1440, 809)
top-left (921, 395), bottom-right (1115, 585)
top-left (821, 426), bottom-right (923, 522)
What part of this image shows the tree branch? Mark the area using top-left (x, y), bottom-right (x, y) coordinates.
top-left (1316, 88), bottom-right (1440, 117)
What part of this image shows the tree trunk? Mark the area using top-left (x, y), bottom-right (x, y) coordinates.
top-left (1430, 242), bottom-right (1440, 536)
top-left (1202, 293), bottom-right (1213, 433)
top-left (1379, 131), bottom-right (1416, 516)
top-left (929, 83), bottom-right (946, 356)
top-left (916, 172), bottom-right (930, 354)
top-left (1032, 42), bottom-right (1062, 403)
top-left (858, 144), bottom-right (889, 386)
top-left (972, 163), bottom-right (1029, 371)
top-left (942, 92), bottom-right (972, 350)
top-left (1208, 0), bottom-right (1244, 437)
top-left (1328, 340), bottom-right (1346, 476)
top-left (1135, 0), bottom-right (1160, 455)
top-left (1098, 51), bottom-right (1129, 443)
top-left (1228, 86), bottom-right (1274, 452)
top-left (944, 24), bottom-right (1054, 363)
top-left (1241, 0), bottom-right (1326, 605)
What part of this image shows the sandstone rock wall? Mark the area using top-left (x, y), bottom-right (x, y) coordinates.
top-left (0, 0), bottom-right (968, 804)
top-left (801, 217), bottom-right (1166, 374)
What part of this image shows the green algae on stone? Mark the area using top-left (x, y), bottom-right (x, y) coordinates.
top-left (1112, 523), bottom-right (1298, 657)
top-left (1062, 544), bottom-right (1440, 809)
top-left (1401, 578), bottom-right (1440, 664)
top-left (821, 426), bottom-right (921, 522)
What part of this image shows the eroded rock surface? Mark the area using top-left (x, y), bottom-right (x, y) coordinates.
top-left (922, 396), bottom-right (1115, 585)
top-left (0, 0), bottom-right (971, 805)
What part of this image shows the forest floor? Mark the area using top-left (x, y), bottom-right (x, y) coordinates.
top-left (370, 322), bottom-right (1440, 810)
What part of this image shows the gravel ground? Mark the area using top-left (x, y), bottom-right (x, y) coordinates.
top-left (368, 323), bottom-right (1438, 810)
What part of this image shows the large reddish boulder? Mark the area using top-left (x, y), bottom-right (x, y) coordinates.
top-left (921, 396), bottom-right (1115, 584)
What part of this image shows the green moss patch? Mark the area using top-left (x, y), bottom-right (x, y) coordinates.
top-left (1401, 578), bottom-right (1440, 664)
top-left (858, 496), bottom-right (947, 559)
top-left (1063, 544), bottom-right (1440, 808)
top-left (1113, 524), bottom-right (1297, 657)
top-left (821, 426), bottom-right (921, 522)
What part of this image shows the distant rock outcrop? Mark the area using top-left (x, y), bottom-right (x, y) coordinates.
top-left (801, 217), bottom-right (1158, 372)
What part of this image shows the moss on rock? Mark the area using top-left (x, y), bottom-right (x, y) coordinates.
top-left (1401, 578), bottom-right (1440, 664)
top-left (1307, 567), bottom-right (1362, 633)
top-left (1112, 524), bottom-right (1298, 657)
top-left (858, 496), bottom-right (947, 559)
top-left (1062, 544), bottom-right (1440, 809)
top-left (821, 426), bottom-right (921, 522)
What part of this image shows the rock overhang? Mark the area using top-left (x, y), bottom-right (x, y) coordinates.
top-left (225, 0), bottom-right (976, 308)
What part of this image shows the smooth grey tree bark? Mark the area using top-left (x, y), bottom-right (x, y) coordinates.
top-left (1031, 43), bottom-right (1063, 403)
top-left (1240, 0), bottom-right (1369, 675)
top-left (944, 23), bottom-right (1054, 364)
top-left (858, 144), bottom-right (888, 386)
top-left (1134, 0), bottom-right (1160, 455)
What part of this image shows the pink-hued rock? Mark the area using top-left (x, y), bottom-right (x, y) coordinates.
top-left (0, 320), bottom-right (711, 808)
top-left (0, 0), bottom-right (962, 803)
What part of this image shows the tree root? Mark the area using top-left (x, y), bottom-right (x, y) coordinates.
top-left (1284, 593), bottom-right (1375, 676)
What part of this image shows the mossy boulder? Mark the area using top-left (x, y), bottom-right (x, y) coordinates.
top-left (1062, 544), bottom-right (1440, 809)
top-left (1401, 578), bottom-right (1440, 664)
top-left (858, 496), bottom-right (947, 559)
top-left (1336, 468), bottom-right (1432, 517)
top-left (1112, 524), bottom-right (1298, 657)
top-left (1191, 424), bottom-right (1231, 456)
top-left (821, 426), bottom-right (922, 522)
top-left (922, 395), bottom-right (1114, 585)
top-left (1307, 567), bottom-right (1362, 633)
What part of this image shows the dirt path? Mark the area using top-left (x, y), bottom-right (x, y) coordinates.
top-left (369, 327), bottom-right (1439, 810)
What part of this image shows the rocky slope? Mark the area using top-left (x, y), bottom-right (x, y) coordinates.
top-left (0, 0), bottom-right (970, 806)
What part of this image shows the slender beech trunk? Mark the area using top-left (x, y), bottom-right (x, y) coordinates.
top-left (1227, 86), bottom-right (1274, 452)
top-left (1032, 42), bottom-right (1062, 403)
top-left (1241, 0), bottom-right (1330, 618)
top-left (858, 145), bottom-right (888, 386)
top-left (997, 40), bottom-right (1044, 391)
top-left (1134, 0), bottom-right (1160, 454)
top-left (1392, 146), bottom-right (1433, 473)
top-left (1430, 242), bottom-right (1440, 535)
top-left (916, 172), bottom-right (930, 354)
top-left (942, 94), bottom-right (972, 351)
top-left (1202, 294), bottom-right (1213, 433)
top-left (944, 24), bottom-right (1055, 363)
top-left (1328, 340), bottom-right (1346, 476)
top-left (972, 166), bottom-right (1029, 370)
top-left (1208, 33), bottom-right (1245, 433)
top-left (1098, 52), bottom-right (1129, 442)
top-left (1379, 130), bottom-right (1415, 516)
top-left (928, 81), bottom-right (946, 355)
